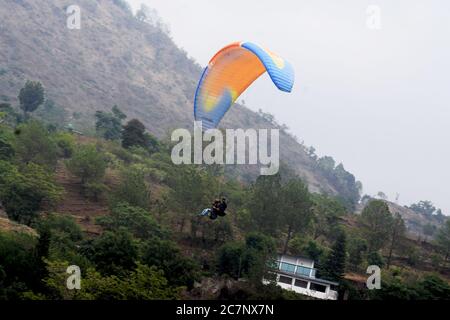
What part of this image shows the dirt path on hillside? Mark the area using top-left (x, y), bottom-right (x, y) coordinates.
top-left (53, 162), bottom-right (111, 235)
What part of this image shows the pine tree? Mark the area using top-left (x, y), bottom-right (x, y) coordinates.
top-left (247, 174), bottom-right (283, 236)
top-left (322, 230), bottom-right (347, 282)
top-left (360, 200), bottom-right (394, 252)
top-left (280, 177), bottom-right (313, 253)
top-left (386, 212), bottom-right (406, 268)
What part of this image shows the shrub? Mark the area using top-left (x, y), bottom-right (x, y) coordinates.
top-left (84, 182), bottom-right (108, 201)
top-left (15, 121), bottom-right (58, 168)
top-left (141, 238), bottom-right (200, 289)
top-left (0, 231), bottom-right (39, 297)
top-left (367, 251), bottom-right (385, 268)
top-left (0, 161), bottom-right (62, 224)
top-left (0, 135), bottom-right (14, 161)
top-left (82, 229), bottom-right (138, 275)
top-left (112, 166), bottom-right (150, 209)
top-left (66, 144), bottom-right (107, 184)
top-left (97, 203), bottom-right (168, 240)
top-left (54, 132), bottom-right (75, 158)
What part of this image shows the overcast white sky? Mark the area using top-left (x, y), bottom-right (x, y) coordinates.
top-left (128, 0), bottom-right (450, 214)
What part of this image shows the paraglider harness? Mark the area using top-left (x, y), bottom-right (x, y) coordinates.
top-left (200, 198), bottom-right (227, 220)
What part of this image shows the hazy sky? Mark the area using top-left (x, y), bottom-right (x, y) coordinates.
top-left (128, 0), bottom-right (450, 213)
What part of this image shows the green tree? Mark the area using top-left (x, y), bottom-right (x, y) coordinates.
top-left (0, 161), bottom-right (62, 224)
top-left (311, 194), bottom-right (346, 241)
top-left (211, 218), bottom-right (234, 243)
top-left (15, 121), bottom-right (58, 168)
top-left (303, 240), bottom-right (325, 262)
top-left (359, 200), bottom-right (394, 252)
top-left (409, 200), bottom-right (436, 217)
top-left (316, 157), bottom-right (361, 209)
top-left (0, 135), bottom-right (14, 161)
top-left (243, 233), bottom-right (277, 285)
top-left (321, 230), bottom-right (347, 282)
top-left (415, 274), bottom-right (450, 300)
top-left (83, 229), bottom-right (138, 275)
top-left (333, 163), bottom-right (361, 209)
top-left (247, 174), bottom-right (283, 236)
top-left (312, 194), bottom-right (346, 242)
top-left (435, 220), bottom-right (450, 266)
top-left (423, 223), bottom-right (437, 241)
top-left (0, 231), bottom-right (40, 298)
top-left (36, 215), bottom-right (81, 243)
top-left (141, 237), bottom-right (200, 289)
top-left (367, 251), bottom-right (385, 268)
top-left (216, 242), bottom-right (245, 279)
top-left (112, 105), bottom-right (126, 120)
top-left (0, 103), bottom-right (21, 125)
top-left (18, 80), bottom-right (45, 116)
top-left (144, 132), bottom-right (160, 154)
top-left (435, 209), bottom-right (446, 223)
top-left (280, 177), bottom-right (313, 253)
top-left (66, 144), bottom-right (107, 186)
top-left (317, 156), bottom-right (335, 172)
top-left (97, 203), bottom-right (167, 240)
top-left (95, 106), bottom-right (126, 140)
top-left (112, 166), bottom-right (150, 209)
top-left (34, 224), bottom-right (52, 285)
top-left (347, 237), bottom-right (367, 271)
top-left (43, 260), bottom-right (180, 300)
top-left (377, 191), bottom-right (387, 200)
top-left (53, 132), bottom-right (75, 158)
top-left (122, 119), bottom-right (147, 149)
top-left (372, 273), bottom-right (450, 300)
top-left (217, 233), bottom-right (276, 284)
top-left (386, 212), bottom-right (406, 268)
top-left (167, 165), bottom-right (206, 233)
top-left (371, 276), bottom-right (417, 300)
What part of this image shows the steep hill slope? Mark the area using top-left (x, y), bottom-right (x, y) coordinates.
top-left (355, 200), bottom-right (445, 240)
top-left (0, 211), bottom-right (37, 236)
top-left (384, 201), bottom-right (442, 238)
top-left (0, 0), bottom-right (348, 195)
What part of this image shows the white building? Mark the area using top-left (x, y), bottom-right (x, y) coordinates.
top-left (265, 254), bottom-right (339, 300)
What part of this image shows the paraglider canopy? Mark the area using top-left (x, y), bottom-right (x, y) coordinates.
top-left (194, 41), bottom-right (295, 130)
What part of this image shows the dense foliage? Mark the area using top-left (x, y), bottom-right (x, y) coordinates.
top-left (0, 83), bottom-right (449, 300)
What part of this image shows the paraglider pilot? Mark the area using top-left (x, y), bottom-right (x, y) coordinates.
top-left (200, 197), bottom-right (227, 220)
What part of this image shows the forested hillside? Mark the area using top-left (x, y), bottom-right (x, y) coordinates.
top-left (1, 90), bottom-right (450, 299)
top-left (0, 0), bottom-right (361, 202)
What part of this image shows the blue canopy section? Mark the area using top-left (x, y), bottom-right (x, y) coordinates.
top-left (241, 42), bottom-right (295, 93)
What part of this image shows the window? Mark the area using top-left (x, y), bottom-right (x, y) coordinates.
top-left (294, 279), bottom-right (308, 288)
top-left (296, 266), bottom-right (312, 277)
top-left (278, 276), bottom-right (293, 285)
top-left (309, 282), bottom-right (327, 293)
top-left (280, 262), bottom-right (296, 274)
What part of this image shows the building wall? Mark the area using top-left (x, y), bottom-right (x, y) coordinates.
top-left (273, 274), bottom-right (338, 300)
top-left (278, 255), bottom-right (315, 278)
top-left (268, 255), bottom-right (338, 300)
top-left (279, 255), bottom-right (314, 269)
